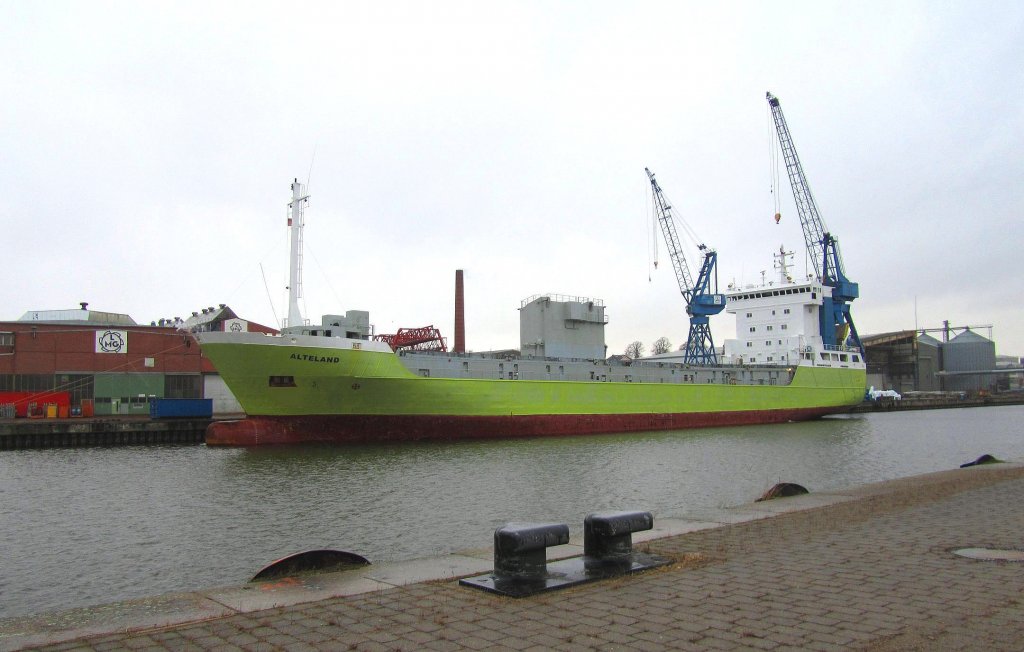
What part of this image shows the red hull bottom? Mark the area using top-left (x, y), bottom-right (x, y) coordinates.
top-left (205, 407), bottom-right (850, 446)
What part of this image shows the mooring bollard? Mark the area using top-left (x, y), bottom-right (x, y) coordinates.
top-left (583, 510), bottom-right (653, 562)
top-left (493, 522), bottom-right (570, 581)
top-left (461, 511), bottom-right (669, 597)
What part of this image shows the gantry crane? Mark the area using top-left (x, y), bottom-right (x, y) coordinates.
top-left (645, 167), bottom-right (726, 365)
top-left (766, 92), bottom-right (862, 352)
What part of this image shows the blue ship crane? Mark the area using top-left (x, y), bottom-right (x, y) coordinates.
top-left (766, 91), bottom-right (862, 352)
top-left (645, 167), bottom-right (726, 365)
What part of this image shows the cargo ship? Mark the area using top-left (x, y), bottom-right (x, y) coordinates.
top-left (197, 180), bottom-right (866, 446)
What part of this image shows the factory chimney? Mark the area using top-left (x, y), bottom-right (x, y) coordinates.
top-left (454, 269), bottom-right (465, 353)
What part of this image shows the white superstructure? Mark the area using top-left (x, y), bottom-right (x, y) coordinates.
top-left (721, 246), bottom-right (864, 370)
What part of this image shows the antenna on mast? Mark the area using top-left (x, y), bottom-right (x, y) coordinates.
top-left (286, 178), bottom-right (310, 329)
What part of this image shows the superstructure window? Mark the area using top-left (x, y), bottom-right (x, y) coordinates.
top-left (269, 376), bottom-right (296, 387)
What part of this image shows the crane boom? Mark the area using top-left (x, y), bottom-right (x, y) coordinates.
top-left (645, 167), bottom-right (726, 365)
top-left (766, 92), bottom-right (862, 351)
top-left (646, 168), bottom-right (695, 301)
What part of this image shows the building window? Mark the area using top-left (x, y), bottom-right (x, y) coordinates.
top-left (746, 312), bottom-right (752, 318)
top-left (784, 308), bottom-right (791, 314)
top-left (767, 325), bottom-right (773, 331)
top-left (781, 324), bottom-right (788, 330)
top-left (165, 374), bottom-right (201, 398)
top-left (746, 342), bottom-right (753, 348)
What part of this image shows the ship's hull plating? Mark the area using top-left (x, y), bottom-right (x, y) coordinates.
top-left (200, 334), bottom-right (866, 446)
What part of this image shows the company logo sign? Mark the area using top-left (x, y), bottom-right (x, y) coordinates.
top-left (96, 330), bottom-right (128, 353)
top-left (224, 318), bottom-right (248, 333)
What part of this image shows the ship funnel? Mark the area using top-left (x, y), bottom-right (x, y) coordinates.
top-left (454, 269), bottom-right (465, 353)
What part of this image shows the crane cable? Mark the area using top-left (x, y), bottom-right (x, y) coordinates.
top-left (647, 180), bottom-right (657, 278)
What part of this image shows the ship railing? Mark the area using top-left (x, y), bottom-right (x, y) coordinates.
top-left (824, 343), bottom-right (863, 354)
top-left (519, 293), bottom-right (606, 309)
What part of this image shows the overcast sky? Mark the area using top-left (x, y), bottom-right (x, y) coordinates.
top-left (3, 1), bottom-right (1022, 357)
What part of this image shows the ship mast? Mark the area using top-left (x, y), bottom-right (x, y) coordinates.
top-left (286, 178), bottom-right (309, 329)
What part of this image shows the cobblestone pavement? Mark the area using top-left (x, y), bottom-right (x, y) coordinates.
top-left (21, 465), bottom-right (1024, 651)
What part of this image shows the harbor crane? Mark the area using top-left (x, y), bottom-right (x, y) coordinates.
top-left (766, 91), bottom-right (862, 352)
top-left (645, 167), bottom-right (726, 365)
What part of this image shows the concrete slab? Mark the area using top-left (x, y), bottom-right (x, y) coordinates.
top-left (0, 591), bottom-right (230, 652)
top-left (834, 462), bottom-right (1024, 498)
top-left (671, 506), bottom-right (778, 525)
top-left (361, 553), bottom-right (494, 587)
top-left (741, 491), bottom-right (860, 514)
top-left (202, 573), bottom-right (391, 613)
top-left (633, 518), bottom-right (723, 543)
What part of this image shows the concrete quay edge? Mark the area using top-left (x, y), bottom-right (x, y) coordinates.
top-left (2, 460), bottom-right (1021, 651)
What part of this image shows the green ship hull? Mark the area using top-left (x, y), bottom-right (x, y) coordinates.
top-left (198, 333), bottom-right (866, 445)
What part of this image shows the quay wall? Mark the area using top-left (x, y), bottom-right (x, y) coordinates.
top-left (0, 418), bottom-right (209, 450)
top-left (852, 391), bottom-right (1024, 413)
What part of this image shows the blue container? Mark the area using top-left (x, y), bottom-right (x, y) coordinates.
top-left (149, 398), bottom-right (214, 419)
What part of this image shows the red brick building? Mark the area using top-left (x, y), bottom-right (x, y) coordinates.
top-left (0, 304), bottom-right (275, 416)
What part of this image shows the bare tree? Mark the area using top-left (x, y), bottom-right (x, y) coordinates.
top-left (652, 336), bottom-right (672, 355)
top-left (624, 340), bottom-right (644, 359)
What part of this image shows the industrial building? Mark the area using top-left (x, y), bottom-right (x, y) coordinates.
top-left (863, 324), bottom-right (1020, 394)
top-left (519, 294), bottom-right (608, 360)
top-left (0, 303), bottom-right (275, 417)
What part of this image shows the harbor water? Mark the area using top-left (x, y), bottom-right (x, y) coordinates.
top-left (1, 405), bottom-right (1022, 621)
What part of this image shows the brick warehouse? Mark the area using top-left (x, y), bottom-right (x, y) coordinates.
top-left (0, 303), bottom-right (275, 417)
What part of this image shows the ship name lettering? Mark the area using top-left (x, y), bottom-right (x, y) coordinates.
top-left (289, 353), bottom-right (340, 363)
